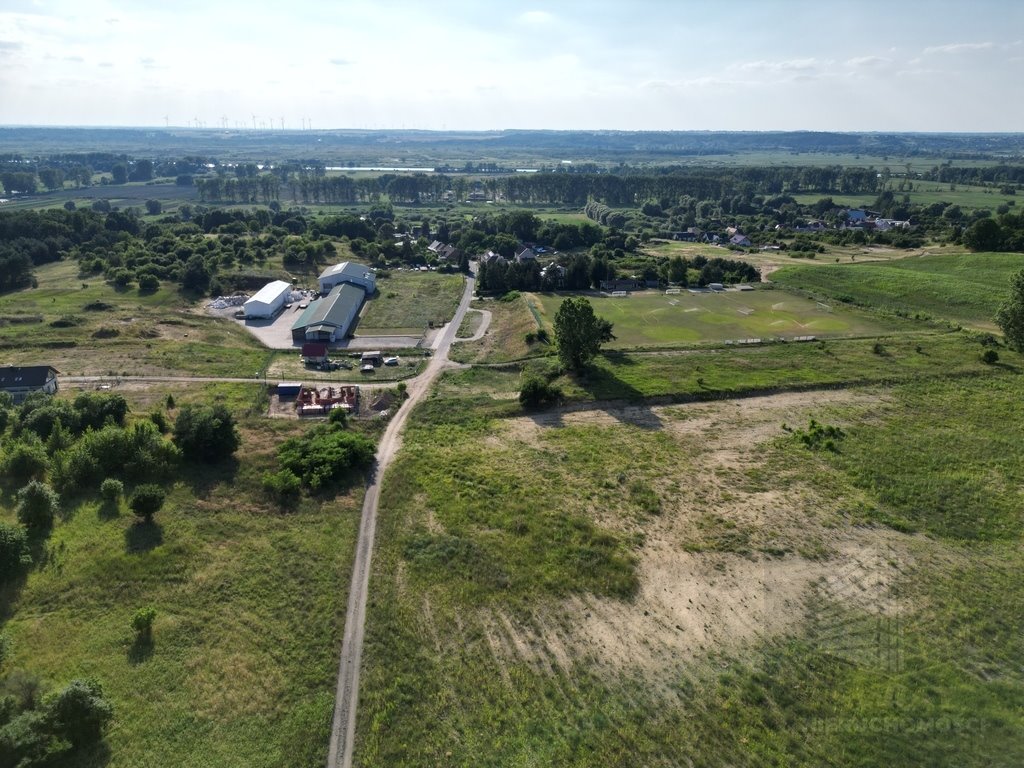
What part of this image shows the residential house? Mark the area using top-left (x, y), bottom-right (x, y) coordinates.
top-left (0, 365), bottom-right (59, 404)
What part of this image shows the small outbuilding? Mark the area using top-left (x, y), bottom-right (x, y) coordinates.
top-left (244, 280), bottom-right (292, 319)
top-left (0, 365), bottom-right (59, 403)
top-left (301, 343), bottom-right (329, 363)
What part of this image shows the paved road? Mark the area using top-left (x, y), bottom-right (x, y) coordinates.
top-left (326, 266), bottom-right (477, 768)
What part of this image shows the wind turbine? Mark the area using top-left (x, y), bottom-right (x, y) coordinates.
top-left (163, 115), bottom-right (169, 128)
top-left (252, 114), bottom-right (257, 131)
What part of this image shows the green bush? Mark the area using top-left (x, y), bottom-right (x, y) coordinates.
top-left (518, 375), bottom-right (562, 409)
top-left (46, 679), bottom-right (113, 748)
top-left (3, 439), bottom-right (49, 482)
top-left (100, 478), bottom-right (123, 504)
top-left (131, 607), bottom-right (157, 639)
top-left (981, 348), bottom-right (999, 364)
top-left (173, 404), bottom-right (239, 462)
top-left (261, 469), bottom-right (302, 506)
top-left (16, 481), bottom-right (59, 530)
top-left (129, 484), bottom-right (165, 521)
top-left (277, 425), bottom-right (374, 491)
top-left (0, 522), bottom-right (31, 581)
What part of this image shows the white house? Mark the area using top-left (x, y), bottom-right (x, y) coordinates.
top-left (318, 262), bottom-right (376, 295)
top-left (0, 365), bottom-right (59, 403)
top-left (243, 280), bottom-right (292, 319)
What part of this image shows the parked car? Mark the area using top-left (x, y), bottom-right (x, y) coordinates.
top-left (360, 364), bottom-right (375, 373)
top-left (383, 356), bottom-right (399, 366)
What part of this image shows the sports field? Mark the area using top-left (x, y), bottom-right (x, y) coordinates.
top-left (532, 288), bottom-right (906, 347)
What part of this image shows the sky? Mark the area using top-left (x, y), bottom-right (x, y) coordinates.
top-left (0, 0), bottom-right (1022, 132)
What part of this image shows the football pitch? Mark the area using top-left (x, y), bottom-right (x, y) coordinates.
top-left (534, 288), bottom-right (906, 347)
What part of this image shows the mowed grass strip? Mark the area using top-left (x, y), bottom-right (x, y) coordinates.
top-left (0, 413), bottom-right (362, 767)
top-left (773, 251), bottom-right (1024, 328)
top-left (356, 271), bottom-right (464, 333)
top-left (534, 288), bottom-right (909, 349)
top-left (553, 332), bottom-right (999, 402)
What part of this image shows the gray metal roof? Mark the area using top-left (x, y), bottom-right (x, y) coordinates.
top-left (292, 283), bottom-right (365, 331)
top-left (318, 261), bottom-right (374, 282)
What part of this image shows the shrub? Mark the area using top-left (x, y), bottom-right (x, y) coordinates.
top-left (138, 274), bottom-right (160, 293)
top-left (131, 607), bottom-right (157, 639)
top-left (792, 418), bottom-right (845, 452)
top-left (277, 426), bottom-right (374, 491)
top-left (0, 522), bottom-right (31, 581)
top-left (46, 679), bottom-right (114, 748)
top-left (327, 408), bottom-right (348, 427)
top-left (519, 375), bottom-right (563, 409)
top-left (16, 481), bottom-right (59, 530)
top-left (262, 469), bottom-right (302, 506)
top-left (981, 349), bottom-right (999, 365)
top-left (173, 404), bottom-right (239, 462)
top-left (99, 478), bottom-right (123, 504)
top-left (3, 439), bottom-right (49, 482)
top-left (129, 484), bottom-right (165, 521)
top-left (149, 410), bottom-right (168, 433)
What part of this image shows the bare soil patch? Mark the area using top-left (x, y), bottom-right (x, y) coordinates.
top-left (479, 389), bottom-right (915, 689)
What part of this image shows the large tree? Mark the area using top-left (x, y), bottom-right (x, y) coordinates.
top-left (995, 268), bottom-right (1024, 351)
top-left (553, 296), bottom-right (614, 371)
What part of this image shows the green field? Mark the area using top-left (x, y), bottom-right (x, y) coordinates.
top-left (792, 184), bottom-right (1018, 211)
top-left (356, 271), bottom-right (464, 335)
top-left (0, 261), bottom-right (273, 377)
top-left (533, 288), bottom-right (909, 348)
top-left (0, 397), bottom-right (365, 767)
top-left (354, 371), bottom-right (1024, 766)
top-left (773, 251), bottom-right (1024, 329)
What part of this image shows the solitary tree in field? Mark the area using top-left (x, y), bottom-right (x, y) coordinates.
top-left (996, 268), bottom-right (1024, 351)
top-left (553, 296), bottom-right (615, 371)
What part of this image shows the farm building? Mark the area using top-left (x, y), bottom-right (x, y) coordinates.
top-left (244, 280), bottom-right (292, 319)
top-left (318, 261), bottom-right (376, 295)
top-left (0, 365), bottom-right (59, 403)
top-left (301, 343), bottom-right (329, 362)
top-left (291, 283), bottom-right (366, 343)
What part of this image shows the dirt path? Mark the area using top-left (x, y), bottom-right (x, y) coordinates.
top-left (455, 307), bottom-right (492, 342)
top-left (326, 266), bottom-right (477, 768)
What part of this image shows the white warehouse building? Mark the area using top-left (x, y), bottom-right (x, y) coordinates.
top-left (243, 280), bottom-right (292, 319)
top-left (318, 262), bottom-right (376, 295)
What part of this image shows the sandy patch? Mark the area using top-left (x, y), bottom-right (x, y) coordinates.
top-left (481, 388), bottom-right (913, 688)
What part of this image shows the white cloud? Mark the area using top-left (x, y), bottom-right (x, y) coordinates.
top-left (518, 10), bottom-right (553, 25)
top-left (732, 58), bottom-right (820, 73)
top-left (923, 41), bottom-right (994, 55)
top-left (846, 55), bottom-right (890, 68)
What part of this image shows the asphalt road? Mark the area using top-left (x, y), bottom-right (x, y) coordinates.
top-left (326, 265), bottom-right (477, 768)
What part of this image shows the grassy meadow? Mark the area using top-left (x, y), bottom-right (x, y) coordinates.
top-left (0, 260), bottom-right (272, 376)
top-left (356, 271), bottom-right (464, 335)
top-left (0, 393), bottom-right (368, 767)
top-left (773, 251), bottom-right (1024, 329)
top-left (353, 368), bottom-right (1024, 766)
top-left (533, 289), bottom-right (909, 348)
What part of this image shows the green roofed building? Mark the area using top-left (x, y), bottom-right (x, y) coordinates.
top-left (291, 283), bottom-right (366, 343)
